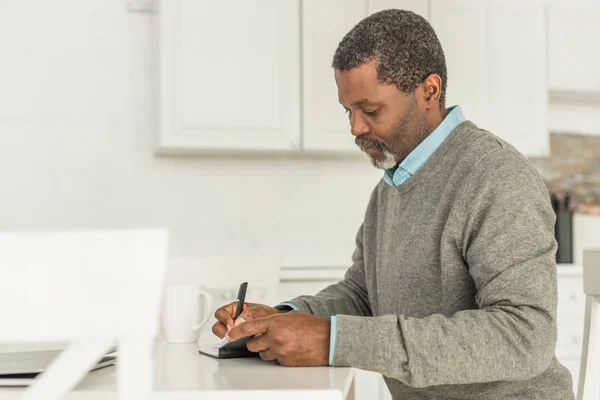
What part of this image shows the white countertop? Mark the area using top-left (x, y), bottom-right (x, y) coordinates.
top-left (557, 263), bottom-right (583, 277)
top-left (0, 340), bottom-right (354, 397)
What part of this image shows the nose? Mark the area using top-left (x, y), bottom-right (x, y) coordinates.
top-left (349, 112), bottom-right (370, 137)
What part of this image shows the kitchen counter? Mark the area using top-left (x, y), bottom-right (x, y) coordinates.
top-left (0, 341), bottom-right (355, 399)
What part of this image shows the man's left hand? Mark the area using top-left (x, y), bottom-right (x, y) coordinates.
top-left (225, 311), bottom-right (331, 367)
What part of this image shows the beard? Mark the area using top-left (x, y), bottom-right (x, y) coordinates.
top-left (355, 136), bottom-right (400, 169)
top-left (355, 97), bottom-right (429, 170)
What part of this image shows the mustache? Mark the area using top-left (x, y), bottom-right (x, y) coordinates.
top-left (355, 136), bottom-right (387, 152)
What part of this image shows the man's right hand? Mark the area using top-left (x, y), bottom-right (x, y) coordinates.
top-left (212, 302), bottom-right (287, 339)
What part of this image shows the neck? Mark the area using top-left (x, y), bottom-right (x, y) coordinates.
top-left (426, 105), bottom-right (448, 134)
top-left (409, 105), bottom-right (447, 152)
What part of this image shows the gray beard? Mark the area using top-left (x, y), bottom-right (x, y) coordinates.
top-left (368, 148), bottom-right (398, 170)
top-left (355, 136), bottom-right (400, 170)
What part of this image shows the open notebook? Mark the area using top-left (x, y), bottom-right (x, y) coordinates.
top-left (198, 336), bottom-right (260, 359)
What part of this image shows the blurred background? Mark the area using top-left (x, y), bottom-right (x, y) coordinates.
top-left (1, 0), bottom-right (599, 268)
top-left (0, 1), bottom-right (599, 396)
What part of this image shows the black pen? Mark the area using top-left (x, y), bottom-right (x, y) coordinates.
top-left (233, 282), bottom-right (248, 320)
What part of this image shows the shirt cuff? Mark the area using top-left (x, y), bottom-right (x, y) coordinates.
top-left (329, 315), bottom-right (337, 366)
top-left (274, 302), bottom-right (300, 311)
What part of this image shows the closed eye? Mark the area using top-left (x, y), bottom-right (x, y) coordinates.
top-left (363, 109), bottom-right (378, 116)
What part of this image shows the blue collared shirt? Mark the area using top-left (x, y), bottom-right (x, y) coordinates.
top-left (383, 105), bottom-right (465, 187)
top-left (276, 105), bottom-right (465, 365)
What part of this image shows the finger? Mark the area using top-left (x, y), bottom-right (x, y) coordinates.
top-left (235, 306), bottom-right (273, 325)
top-left (259, 349), bottom-right (277, 361)
top-left (212, 321), bottom-right (227, 339)
top-left (246, 333), bottom-right (270, 353)
top-left (226, 316), bottom-right (274, 342)
top-left (214, 302), bottom-right (237, 330)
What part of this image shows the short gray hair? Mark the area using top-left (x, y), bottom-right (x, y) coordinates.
top-left (332, 9), bottom-right (447, 106)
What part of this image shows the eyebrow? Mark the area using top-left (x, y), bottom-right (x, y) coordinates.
top-left (340, 99), bottom-right (380, 108)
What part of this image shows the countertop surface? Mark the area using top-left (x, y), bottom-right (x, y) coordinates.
top-left (0, 340), bottom-right (354, 395)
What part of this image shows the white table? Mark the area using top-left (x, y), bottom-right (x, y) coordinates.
top-left (0, 341), bottom-right (355, 399)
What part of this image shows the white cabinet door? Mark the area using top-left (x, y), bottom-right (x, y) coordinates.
top-left (368, 0), bottom-right (429, 17)
top-left (159, 0), bottom-right (301, 152)
top-left (432, 0), bottom-right (548, 157)
top-left (302, 0), bottom-right (366, 152)
top-left (431, 0), bottom-right (489, 129)
top-left (548, 3), bottom-right (600, 93)
top-left (488, 0), bottom-right (548, 157)
top-left (556, 266), bottom-right (585, 394)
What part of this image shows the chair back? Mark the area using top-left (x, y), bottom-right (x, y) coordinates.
top-left (577, 248), bottom-right (600, 400)
top-left (0, 229), bottom-right (169, 400)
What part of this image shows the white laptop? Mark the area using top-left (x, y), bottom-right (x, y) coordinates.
top-left (0, 347), bottom-right (116, 387)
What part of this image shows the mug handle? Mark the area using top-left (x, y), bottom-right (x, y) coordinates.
top-left (192, 290), bottom-right (214, 331)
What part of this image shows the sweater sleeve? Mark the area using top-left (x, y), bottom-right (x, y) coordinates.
top-left (282, 223), bottom-right (372, 318)
top-left (331, 149), bottom-right (559, 388)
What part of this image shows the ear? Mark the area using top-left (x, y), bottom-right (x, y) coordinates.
top-left (420, 74), bottom-right (443, 109)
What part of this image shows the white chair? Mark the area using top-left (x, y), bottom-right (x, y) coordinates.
top-left (165, 256), bottom-right (281, 341)
top-left (0, 230), bottom-right (168, 400)
top-left (578, 248), bottom-right (600, 400)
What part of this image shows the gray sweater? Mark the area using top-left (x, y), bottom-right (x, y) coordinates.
top-left (288, 121), bottom-right (575, 399)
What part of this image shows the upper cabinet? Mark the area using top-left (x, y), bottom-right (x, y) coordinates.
top-left (431, 0), bottom-right (489, 129)
top-left (488, 0), bottom-right (548, 157)
top-left (431, 0), bottom-right (548, 157)
top-left (159, 0), bottom-right (550, 157)
top-left (301, 0), bottom-right (366, 152)
top-left (368, 0), bottom-right (429, 15)
top-left (547, 2), bottom-right (600, 93)
top-left (159, 0), bottom-right (301, 153)
top-left (301, 0), bottom-right (430, 152)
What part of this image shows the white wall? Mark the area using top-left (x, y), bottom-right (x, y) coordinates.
top-left (0, 1), bottom-right (380, 267)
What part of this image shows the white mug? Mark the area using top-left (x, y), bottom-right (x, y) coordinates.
top-left (162, 285), bottom-right (214, 343)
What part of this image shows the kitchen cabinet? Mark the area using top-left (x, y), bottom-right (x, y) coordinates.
top-left (556, 265), bottom-right (585, 394)
top-left (368, 0), bottom-right (429, 16)
top-left (302, 0), bottom-right (430, 152)
top-left (159, 0), bottom-right (548, 156)
top-left (431, 0), bottom-right (548, 157)
top-left (431, 0), bottom-right (489, 129)
top-left (573, 213), bottom-right (600, 265)
top-left (301, 0), bottom-right (365, 152)
top-left (488, 0), bottom-right (548, 156)
top-left (547, 3), bottom-right (600, 93)
top-left (159, 0), bottom-right (301, 153)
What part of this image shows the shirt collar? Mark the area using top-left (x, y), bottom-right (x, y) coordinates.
top-left (384, 105), bottom-right (465, 187)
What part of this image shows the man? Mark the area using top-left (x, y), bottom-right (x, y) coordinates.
top-left (212, 9), bottom-right (575, 400)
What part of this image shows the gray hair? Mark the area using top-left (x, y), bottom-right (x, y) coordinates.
top-left (332, 9), bottom-right (447, 106)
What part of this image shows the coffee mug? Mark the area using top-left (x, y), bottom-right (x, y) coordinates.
top-left (162, 285), bottom-right (214, 343)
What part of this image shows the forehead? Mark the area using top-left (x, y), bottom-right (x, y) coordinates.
top-left (334, 62), bottom-right (400, 106)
